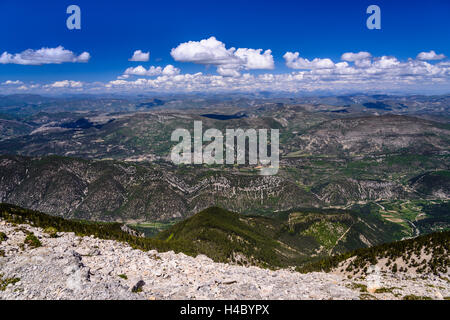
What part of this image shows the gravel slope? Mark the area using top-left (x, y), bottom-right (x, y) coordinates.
top-left (0, 220), bottom-right (448, 300)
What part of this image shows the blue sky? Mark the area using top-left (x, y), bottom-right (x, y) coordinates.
top-left (1, 0), bottom-right (449, 94)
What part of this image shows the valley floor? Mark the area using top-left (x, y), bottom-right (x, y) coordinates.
top-left (0, 220), bottom-right (448, 300)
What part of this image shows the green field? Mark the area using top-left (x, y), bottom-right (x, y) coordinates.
top-left (352, 200), bottom-right (450, 237)
top-left (129, 221), bottom-right (179, 238)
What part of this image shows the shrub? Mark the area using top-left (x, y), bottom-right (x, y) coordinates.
top-left (374, 287), bottom-right (398, 294)
top-left (44, 227), bottom-right (58, 238)
top-left (131, 280), bottom-right (145, 293)
top-left (24, 233), bottom-right (42, 248)
top-left (0, 232), bottom-right (7, 243)
top-left (0, 275), bottom-right (20, 291)
top-left (402, 294), bottom-right (432, 300)
top-left (392, 263), bottom-right (398, 273)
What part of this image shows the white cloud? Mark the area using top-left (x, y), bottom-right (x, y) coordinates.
top-left (217, 65), bottom-right (241, 77)
top-left (171, 37), bottom-right (237, 65)
top-left (235, 48), bottom-right (274, 70)
top-left (129, 50), bottom-right (150, 62)
top-left (170, 36), bottom-right (274, 76)
top-left (162, 64), bottom-right (180, 76)
top-left (2, 80), bottom-right (23, 85)
top-left (77, 52), bottom-right (90, 62)
top-left (0, 46), bottom-right (90, 65)
top-left (105, 48), bottom-right (450, 94)
top-left (371, 56), bottom-right (400, 69)
top-left (124, 65), bottom-right (162, 76)
top-left (283, 52), bottom-right (335, 69)
top-left (341, 51), bottom-right (372, 62)
top-left (2, 46), bottom-right (449, 95)
top-left (417, 50), bottom-right (446, 61)
top-left (47, 80), bottom-right (83, 88)
top-left (123, 64), bottom-right (180, 77)
top-left (108, 79), bottom-right (129, 86)
top-left (341, 52), bottom-right (373, 68)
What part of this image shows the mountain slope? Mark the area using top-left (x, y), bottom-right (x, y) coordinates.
top-left (0, 155), bottom-right (319, 221)
top-left (156, 206), bottom-right (405, 267)
top-left (0, 203), bottom-right (405, 269)
top-left (410, 170), bottom-right (450, 198)
top-left (298, 230), bottom-right (450, 276)
top-left (291, 115), bottom-right (450, 157)
top-left (5, 216), bottom-right (448, 300)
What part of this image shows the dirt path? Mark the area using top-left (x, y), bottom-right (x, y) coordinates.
top-left (328, 223), bottom-right (354, 255)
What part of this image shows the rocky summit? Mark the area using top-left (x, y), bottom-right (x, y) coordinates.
top-left (1, 220), bottom-right (448, 300)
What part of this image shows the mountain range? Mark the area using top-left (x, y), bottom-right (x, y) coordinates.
top-left (0, 93), bottom-right (449, 267)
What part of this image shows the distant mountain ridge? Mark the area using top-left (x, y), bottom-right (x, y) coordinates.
top-left (0, 155), bottom-right (319, 221)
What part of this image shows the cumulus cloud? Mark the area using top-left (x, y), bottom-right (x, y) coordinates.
top-left (341, 51), bottom-right (372, 62)
top-left (47, 80), bottom-right (83, 88)
top-left (0, 46), bottom-right (90, 65)
top-left (124, 65), bottom-right (162, 76)
top-left (368, 56), bottom-right (400, 70)
top-left (283, 50), bottom-right (450, 84)
top-left (171, 37), bottom-right (236, 65)
top-left (234, 48), bottom-right (274, 69)
top-left (104, 48), bottom-right (449, 94)
top-left (3, 46), bottom-right (449, 95)
top-left (283, 52), bottom-right (335, 69)
top-left (161, 64), bottom-right (181, 76)
top-left (340, 51), bottom-right (372, 67)
top-left (170, 36), bottom-right (274, 76)
top-left (216, 65), bottom-right (241, 77)
top-left (129, 50), bottom-right (150, 62)
top-left (123, 64), bottom-right (180, 77)
top-left (417, 50), bottom-right (446, 61)
top-left (3, 80), bottom-right (23, 85)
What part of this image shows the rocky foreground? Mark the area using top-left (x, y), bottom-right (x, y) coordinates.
top-left (0, 220), bottom-right (449, 300)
